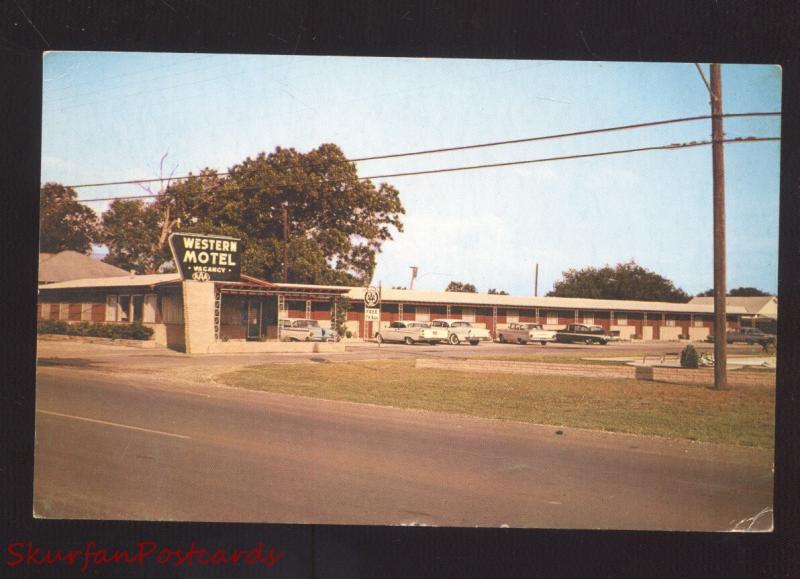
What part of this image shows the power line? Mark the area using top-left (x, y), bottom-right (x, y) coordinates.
top-left (65, 111), bottom-right (781, 190)
top-left (74, 136), bottom-right (780, 203)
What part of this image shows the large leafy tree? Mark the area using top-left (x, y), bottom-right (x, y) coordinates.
top-left (127, 145), bottom-right (404, 283)
top-left (99, 200), bottom-right (164, 273)
top-left (547, 260), bottom-right (690, 302)
top-left (445, 281), bottom-right (477, 293)
top-left (39, 183), bottom-right (99, 254)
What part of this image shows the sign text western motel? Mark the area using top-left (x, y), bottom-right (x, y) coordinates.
top-left (168, 233), bottom-right (243, 282)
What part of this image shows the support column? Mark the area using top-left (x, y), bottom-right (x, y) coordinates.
top-left (182, 280), bottom-right (216, 354)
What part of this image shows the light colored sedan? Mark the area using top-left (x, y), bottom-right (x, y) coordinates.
top-left (431, 319), bottom-right (492, 346)
top-left (375, 321), bottom-right (449, 345)
top-left (279, 318), bottom-right (337, 342)
top-left (497, 322), bottom-right (557, 345)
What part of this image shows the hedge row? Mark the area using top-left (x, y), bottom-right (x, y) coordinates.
top-left (38, 319), bottom-right (154, 340)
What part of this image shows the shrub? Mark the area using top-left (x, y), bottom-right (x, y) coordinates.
top-left (37, 320), bottom-right (154, 340)
top-left (680, 344), bottom-right (699, 369)
top-left (345, 330), bottom-right (353, 339)
top-left (37, 319), bottom-right (69, 335)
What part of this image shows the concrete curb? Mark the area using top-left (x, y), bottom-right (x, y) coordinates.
top-left (415, 358), bottom-right (775, 387)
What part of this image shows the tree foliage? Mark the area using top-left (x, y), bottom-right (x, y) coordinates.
top-left (445, 281), bottom-right (477, 293)
top-left (99, 200), bottom-right (165, 273)
top-left (547, 261), bottom-right (690, 303)
top-left (729, 287), bottom-right (770, 297)
top-left (696, 287), bottom-right (771, 297)
top-left (488, 288), bottom-right (509, 295)
top-left (101, 145), bottom-right (405, 282)
top-left (39, 183), bottom-right (99, 254)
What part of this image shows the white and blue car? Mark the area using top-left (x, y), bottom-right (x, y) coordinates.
top-left (431, 319), bottom-right (492, 346)
top-left (279, 318), bottom-right (338, 342)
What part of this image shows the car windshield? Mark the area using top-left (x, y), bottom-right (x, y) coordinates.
top-left (293, 320), bottom-right (319, 328)
top-left (409, 322), bottom-right (430, 328)
top-left (452, 322), bottom-right (471, 327)
top-left (525, 324), bottom-right (542, 329)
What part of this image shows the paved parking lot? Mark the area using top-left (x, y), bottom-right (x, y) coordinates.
top-left (36, 338), bottom-right (760, 373)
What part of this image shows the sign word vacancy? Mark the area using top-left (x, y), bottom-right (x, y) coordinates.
top-left (169, 233), bottom-right (243, 282)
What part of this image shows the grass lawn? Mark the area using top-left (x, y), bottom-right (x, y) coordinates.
top-left (218, 359), bottom-right (775, 449)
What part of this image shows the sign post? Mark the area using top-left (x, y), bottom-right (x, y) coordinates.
top-left (364, 285), bottom-right (381, 342)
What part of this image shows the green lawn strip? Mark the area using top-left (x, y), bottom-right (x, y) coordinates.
top-left (217, 359), bottom-right (774, 448)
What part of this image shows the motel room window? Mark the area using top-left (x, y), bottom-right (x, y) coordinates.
top-left (118, 295), bottom-right (131, 322)
top-left (67, 304), bottom-right (82, 321)
top-left (546, 311), bottom-right (559, 325)
top-left (143, 294), bottom-right (157, 323)
top-left (131, 295), bottom-right (144, 322)
top-left (462, 308), bottom-right (476, 322)
top-left (106, 295), bottom-right (118, 322)
top-left (505, 310), bottom-right (519, 323)
top-left (616, 314), bottom-right (628, 326)
top-left (693, 319), bottom-right (704, 327)
top-left (582, 314), bottom-right (594, 325)
top-left (161, 294), bottom-right (184, 324)
top-left (665, 316), bottom-right (677, 327)
top-left (415, 306), bottom-right (430, 322)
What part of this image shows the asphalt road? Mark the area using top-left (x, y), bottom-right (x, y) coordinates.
top-left (33, 366), bottom-right (774, 531)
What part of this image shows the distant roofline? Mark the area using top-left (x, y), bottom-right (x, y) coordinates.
top-left (37, 272), bottom-right (747, 314)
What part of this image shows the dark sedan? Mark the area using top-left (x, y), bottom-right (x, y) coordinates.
top-left (554, 324), bottom-right (611, 345)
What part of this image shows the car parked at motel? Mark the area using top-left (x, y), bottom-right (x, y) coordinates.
top-left (708, 327), bottom-right (776, 347)
top-left (279, 318), bottom-right (338, 342)
top-left (727, 327), bottom-right (776, 346)
top-left (431, 319), bottom-right (492, 346)
top-left (554, 324), bottom-right (611, 345)
top-left (497, 322), bottom-right (557, 345)
top-left (375, 321), bottom-right (449, 345)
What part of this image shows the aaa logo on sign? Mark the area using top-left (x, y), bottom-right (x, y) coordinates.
top-left (364, 287), bottom-right (380, 307)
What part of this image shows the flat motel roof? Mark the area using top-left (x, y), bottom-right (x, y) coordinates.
top-left (38, 274), bottom-right (747, 315)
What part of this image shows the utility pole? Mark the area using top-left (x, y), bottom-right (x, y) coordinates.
top-left (282, 203), bottom-right (289, 283)
top-left (710, 63), bottom-right (727, 389)
top-left (534, 263), bottom-right (539, 297)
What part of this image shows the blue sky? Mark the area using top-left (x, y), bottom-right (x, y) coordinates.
top-left (41, 53), bottom-right (781, 295)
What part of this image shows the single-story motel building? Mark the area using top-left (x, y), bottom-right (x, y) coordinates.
top-left (37, 272), bottom-right (750, 354)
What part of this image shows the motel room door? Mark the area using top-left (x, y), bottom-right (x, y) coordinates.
top-left (246, 299), bottom-right (262, 340)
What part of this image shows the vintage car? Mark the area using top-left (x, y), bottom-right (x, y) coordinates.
top-left (497, 322), bottom-right (557, 345)
top-left (431, 319), bottom-right (492, 345)
top-left (279, 318), bottom-right (338, 342)
top-left (554, 324), bottom-right (611, 345)
top-left (712, 327), bottom-right (776, 347)
top-left (375, 321), bottom-right (449, 345)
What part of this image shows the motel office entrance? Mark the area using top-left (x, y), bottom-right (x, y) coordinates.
top-left (217, 285), bottom-right (348, 342)
top-left (244, 296), bottom-right (278, 340)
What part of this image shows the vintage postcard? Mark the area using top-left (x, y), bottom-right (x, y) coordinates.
top-left (35, 53), bottom-right (779, 531)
